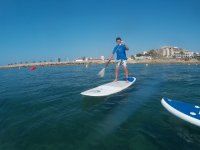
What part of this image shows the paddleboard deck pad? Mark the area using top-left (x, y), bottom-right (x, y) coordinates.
top-left (81, 77), bottom-right (136, 97)
top-left (161, 98), bottom-right (200, 127)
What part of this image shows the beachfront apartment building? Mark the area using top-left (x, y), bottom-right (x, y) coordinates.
top-left (134, 46), bottom-right (196, 60)
top-left (161, 46), bottom-right (194, 58)
top-left (172, 50), bottom-right (194, 58)
top-left (183, 51), bottom-right (194, 58)
top-left (161, 46), bottom-right (180, 58)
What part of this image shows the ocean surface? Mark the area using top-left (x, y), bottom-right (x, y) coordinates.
top-left (0, 64), bottom-right (200, 150)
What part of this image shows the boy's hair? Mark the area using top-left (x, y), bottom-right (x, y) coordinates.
top-left (116, 37), bottom-right (122, 41)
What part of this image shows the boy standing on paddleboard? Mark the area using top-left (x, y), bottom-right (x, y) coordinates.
top-left (110, 37), bottom-right (129, 81)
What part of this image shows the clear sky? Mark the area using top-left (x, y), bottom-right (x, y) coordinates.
top-left (0, 0), bottom-right (200, 65)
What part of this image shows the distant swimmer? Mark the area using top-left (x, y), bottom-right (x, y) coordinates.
top-left (30, 66), bottom-right (36, 70)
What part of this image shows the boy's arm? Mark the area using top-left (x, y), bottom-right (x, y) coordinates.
top-left (122, 41), bottom-right (129, 50)
top-left (125, 44), bottom-right (129, 50)
top-left (121, 41), bottom-right (129, 50)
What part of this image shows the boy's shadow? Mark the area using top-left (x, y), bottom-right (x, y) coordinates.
top-left (81, 96), bottom-right (107, 111)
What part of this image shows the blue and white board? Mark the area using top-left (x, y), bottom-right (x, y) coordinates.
top-left (161, 98), bottom-right (200, 127)
top-left (81, 77), bottom-right (136, 97)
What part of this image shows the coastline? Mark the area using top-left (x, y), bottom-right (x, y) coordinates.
top-left (0, 61), bottom-right (106, 69)
top-left (0, 59), bottom-right (199, 69)
top-left (127, 59), bottom-right (200, 64)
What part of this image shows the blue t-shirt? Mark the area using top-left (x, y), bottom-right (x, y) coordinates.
top-left (112, 44), bottom-right (128, 60)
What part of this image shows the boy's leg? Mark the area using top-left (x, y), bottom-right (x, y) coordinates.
top-left (124, 66), bottom-right (129, 79)
top-left (114, 65), bottom-right (119, 81)
top-left (123, 60), bottom-right (128, 80)
top-left (114, 60), bottom-right (120, 81)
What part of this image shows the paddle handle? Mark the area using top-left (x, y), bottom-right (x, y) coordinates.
top-left (105, 54), bottom-right (114, 68)
top-left (105, 59), bottom-right (111, 68)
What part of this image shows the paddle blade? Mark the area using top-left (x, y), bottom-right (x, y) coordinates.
top-left (98, 68), bottom-right (105, 78)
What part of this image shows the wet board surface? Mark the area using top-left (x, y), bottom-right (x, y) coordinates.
top-left (81, 77), bottom-right (136, 97)
top-left (161, 98), bottom-right (200, 127)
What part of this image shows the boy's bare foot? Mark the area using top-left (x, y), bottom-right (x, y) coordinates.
top-left (113, 79), bottom-right (118, 82)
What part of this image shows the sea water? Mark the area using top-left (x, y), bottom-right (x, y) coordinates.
top-left (0, 64), bottom-right (200, 150)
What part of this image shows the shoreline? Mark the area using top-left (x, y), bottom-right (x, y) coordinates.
top-left (127, 59), bottom-right (200, 64)
top-left (0, 61), bottom-right (107, 69)
top-left (0, 59), bottom-right (200, 69)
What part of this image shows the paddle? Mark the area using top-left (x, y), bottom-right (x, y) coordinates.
top-left (98, 58), bottom-right (112, 78)
top-left (98, 43), bottom-right (122, 78)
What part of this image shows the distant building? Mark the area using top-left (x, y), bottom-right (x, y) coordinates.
top-left (143, 51), bottom-right (148, 55)
top-left (172, 50), bottom-right (194, 58)
top-left (159, 46), bottom-right (194, 58)
top-left (161, 46), bottom-right (179, 58)
top-left (183, 51), bottom-right (194, 58)
top-left (135, 46), bottom-right (195, 59)
top-left (100, 56), bottom-right (105, 60)
top-left (173, 51), bottom-right (182, 58)
top-left (58, 58), bottom-right (61, 62)
top-left (75, 59), bottom-right (84, 62)
top-left (135, 55), bottom-right (152, 60)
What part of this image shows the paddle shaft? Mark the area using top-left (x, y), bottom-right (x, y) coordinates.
top-left (105, 54), bottom-right (122, 68)
top-left (104, 43), bottom-right (125, 68)
top-left (105, 59), bottom-right (111, 68)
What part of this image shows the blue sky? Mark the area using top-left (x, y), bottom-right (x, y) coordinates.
top-left (0, 0), bottom-right (200, 65)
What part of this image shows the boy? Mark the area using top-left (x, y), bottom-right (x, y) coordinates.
top-left (110, 37), bottom-right (129, 81)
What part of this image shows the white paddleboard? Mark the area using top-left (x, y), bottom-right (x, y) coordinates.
top-left (81, 77), bottom-right (136, 97)
top-left (161, 98), bottom-right (200, 127)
